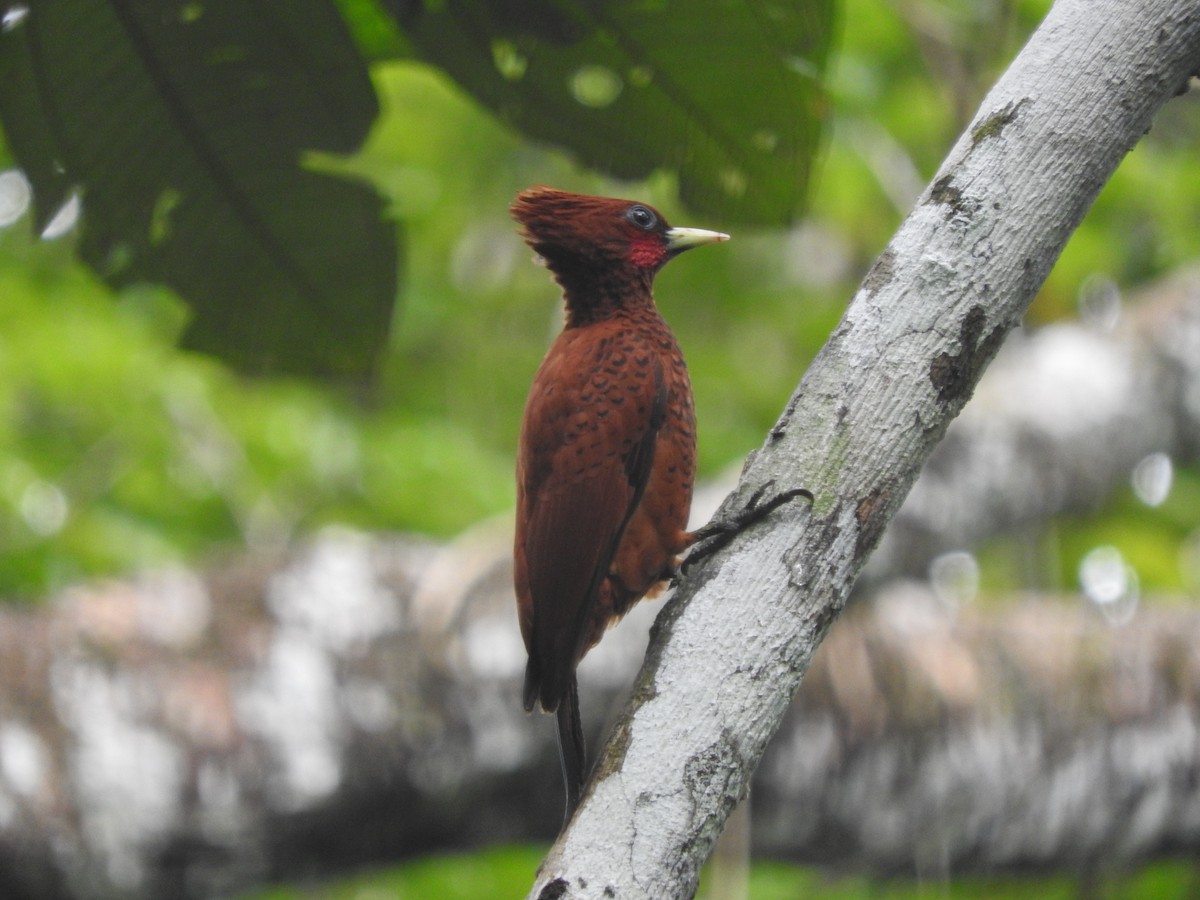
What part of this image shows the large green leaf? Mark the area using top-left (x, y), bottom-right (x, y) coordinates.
top-left (389, 0), bottom-right (834, 226)
top-left (0, 9), bottom-right (71, 233)
top-left (0, 0), bottom-right (397, 379)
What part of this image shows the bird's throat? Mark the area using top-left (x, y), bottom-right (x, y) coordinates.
top-left (562, 287), bottom-right (657, 329)
top-left (557, 267), bottom-right (657, 328)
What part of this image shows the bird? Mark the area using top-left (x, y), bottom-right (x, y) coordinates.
top-left (511, 186), bottom-right (730, 825)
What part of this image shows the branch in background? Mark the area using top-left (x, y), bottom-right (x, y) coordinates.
top-left (760, 588), bottom-right (1200, 872)
top-left (0, 528), bottom-right (1197, 898)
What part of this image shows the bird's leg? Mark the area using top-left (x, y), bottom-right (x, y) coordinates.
top-left (675, 481), bottom-right (813, 582)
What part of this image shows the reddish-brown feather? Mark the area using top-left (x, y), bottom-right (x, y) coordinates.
top-left (511, 186), bottom-right (723, 821)
top-left (515, 319), bottom-right (666, 708)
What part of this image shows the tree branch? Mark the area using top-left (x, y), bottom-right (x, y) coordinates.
top-left (757, 589), bottom-right (1200, 872)
top-left (874, 264), bottom-right (1200, 582)
top-left (533, 2), bottom-right (1200, 896)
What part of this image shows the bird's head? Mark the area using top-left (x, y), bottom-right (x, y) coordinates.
top-left (511, 187), bottom-right (728, 306)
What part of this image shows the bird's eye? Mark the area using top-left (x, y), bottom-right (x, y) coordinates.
top-left (625, 204), bottom-right (657, 231)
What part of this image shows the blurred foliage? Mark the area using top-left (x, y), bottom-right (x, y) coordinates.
top-left (0, 0), bottom-right (397, 378)
top-left (391, 0), bottom-right (834, 224)
top-left (0, 0), bottom-right (832, 379)
top-left (240, 844), bottom-right (1200, 899)
top-left (0, 0), bottom-right (1197, 604)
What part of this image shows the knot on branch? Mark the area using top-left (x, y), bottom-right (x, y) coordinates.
top-left (970, 97), bottom-right (1030, 146)
top-left (929, 306), bottom-right (1006, 404)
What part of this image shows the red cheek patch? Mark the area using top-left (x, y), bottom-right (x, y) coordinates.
top-left (629, 234), bottom-right (667, 269)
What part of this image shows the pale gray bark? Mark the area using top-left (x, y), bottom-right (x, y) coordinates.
top-left (0, 527), bottom-right (541, 900)
top-left (874, 266), bottom-right (1200, 582)
top-left (686, 266), bottom-right (1200, 589)
top-left (531, 2), bottom-right (1200, 897)
top-left (756, 587), bottom-right (1200, 874)
top-left (4, 527), bottom-right (1200, 899)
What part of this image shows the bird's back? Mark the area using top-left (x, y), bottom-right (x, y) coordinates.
top-left (515, 306), bottom-right (695, 713)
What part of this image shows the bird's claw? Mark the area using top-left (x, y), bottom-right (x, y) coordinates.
top-left (674, 481), bottom-right (814, 583)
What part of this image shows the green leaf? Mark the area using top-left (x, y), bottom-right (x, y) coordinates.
top-left (0, 8), bottom-right (71, 232)
top-left (0, 0), bottom-right (398, 379)
top-left (332, 0), bottom-right (413, 60)
top-left (390, 0), bottom-right (834, 226)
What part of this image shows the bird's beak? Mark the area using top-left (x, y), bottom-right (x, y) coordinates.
top-left (665, 226), bottom-right (730, 254)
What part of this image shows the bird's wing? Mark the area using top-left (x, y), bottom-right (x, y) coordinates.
top-left (516, 328), bottom-right (666, 712)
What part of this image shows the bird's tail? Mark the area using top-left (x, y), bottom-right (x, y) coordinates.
top-left (555, 674), bottom-right (586, 827)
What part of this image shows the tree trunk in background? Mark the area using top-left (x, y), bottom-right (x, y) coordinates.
top-left (0, 513), bottom-right (1198, 897)
top-left (759, 594), bottom-right (1200, 874)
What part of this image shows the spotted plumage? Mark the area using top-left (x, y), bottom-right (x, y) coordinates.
top-left (511, 187), bottom-right (727, 824)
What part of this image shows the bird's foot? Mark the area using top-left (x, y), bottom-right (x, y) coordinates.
top-left (674, 481), bottom-right (814, 583)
